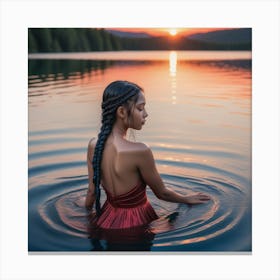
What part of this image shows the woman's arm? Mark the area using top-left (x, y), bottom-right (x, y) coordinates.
top-left (137, 145), bottom-right (210, 205)
top-left (85, 138), bottom-right (96, 210)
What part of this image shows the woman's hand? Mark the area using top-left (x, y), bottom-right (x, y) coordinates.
top-left (184, 192), bottom-right (211, 205)
top-left (85, 189), bottom-right (96, 210)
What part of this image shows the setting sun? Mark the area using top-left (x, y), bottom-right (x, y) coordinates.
top-left (168, 29), bottom-right (178, 36)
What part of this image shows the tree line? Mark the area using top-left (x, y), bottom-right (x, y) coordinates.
top-left (29, 28), bottom-right (123, 53)
top-left (28, 28), bottom-right (251, 53)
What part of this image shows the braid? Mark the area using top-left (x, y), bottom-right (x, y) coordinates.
top-left (92, 80), bottom-right (143, 216)
top-left (92, 123), bottom-right (113, 215)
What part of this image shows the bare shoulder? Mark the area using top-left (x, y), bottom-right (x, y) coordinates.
top-left (132, 142), bottom-right (153, 158)
top-left (88, 137), bottom-right (97, 149)
top-left (87, 137), bottom-right (97, 161)
top-left (134, 141), bottom-right (149, 151)
top-left (124, 140), bottom-right (148, 152)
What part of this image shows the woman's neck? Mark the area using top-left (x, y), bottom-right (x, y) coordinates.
top-left (111, 123), bottom-right (128, 139)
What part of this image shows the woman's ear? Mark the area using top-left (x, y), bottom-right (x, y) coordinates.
top-left (116, 106), bottom-right (127, 120)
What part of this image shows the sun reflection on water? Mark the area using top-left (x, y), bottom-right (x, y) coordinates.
top-left (169, 51), bottom-right (177, 105)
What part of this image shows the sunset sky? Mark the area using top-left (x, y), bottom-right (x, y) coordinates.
top-left (106, 28), bottom-right (234, 37)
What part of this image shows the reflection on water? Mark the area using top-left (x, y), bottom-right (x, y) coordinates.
top-left (28, 51), bottom-right (251, 252)
top-left (169, 51), bottom-right (177, 105)
top-left (169, 51), bottom-right (177, 76)
top-left (88, 218), bottom-right (156, 251)
top-left (28, 59), bottom-right (114, 80)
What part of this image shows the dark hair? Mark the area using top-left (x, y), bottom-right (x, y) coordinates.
top-left (92, 80), bottom-right (143, 216)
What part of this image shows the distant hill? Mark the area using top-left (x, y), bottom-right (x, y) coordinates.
top-left (106, 29), bottom-right (152, 38)
top-left (28, 28), bottom-right (252, 53)
top-left (187, 28), bottom-right (251, 44)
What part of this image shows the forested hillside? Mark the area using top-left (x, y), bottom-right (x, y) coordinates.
top-left (28, 28), bottom-right (251, 53)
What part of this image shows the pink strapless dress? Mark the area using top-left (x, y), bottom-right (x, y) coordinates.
top-left (94, 180), bottom-right (158, 229)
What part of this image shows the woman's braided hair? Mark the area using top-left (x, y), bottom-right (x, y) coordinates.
top-left (92, 80), bottom-right (143, 216)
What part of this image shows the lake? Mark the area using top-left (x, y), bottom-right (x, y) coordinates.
top-left (28, 50), bottom-right (252, 252)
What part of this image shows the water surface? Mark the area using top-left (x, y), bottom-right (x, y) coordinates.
top-left (28, 51), bottom-right (252, 252)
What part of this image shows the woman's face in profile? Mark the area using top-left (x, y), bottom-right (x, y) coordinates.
top-left (129, 91), bottom-right (148, 130)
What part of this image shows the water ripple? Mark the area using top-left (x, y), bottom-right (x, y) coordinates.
top-left (29, 168), bottom-right (250, 251)
top-left (28, 130), bottom-right (251, 251)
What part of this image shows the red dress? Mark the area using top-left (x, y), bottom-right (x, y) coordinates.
top-left (87, 180), bottom-right (158, 247)
top-left (96, 180), bottom-right (159, 229)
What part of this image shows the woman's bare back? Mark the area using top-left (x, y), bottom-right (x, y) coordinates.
top-left (99, 134), bottom-right (144, 197)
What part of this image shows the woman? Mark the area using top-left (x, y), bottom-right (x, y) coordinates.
top-left (85, 80), bottom-right (210, 231)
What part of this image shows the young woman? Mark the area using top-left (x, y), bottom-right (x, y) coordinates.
top-left (85, 80), bottom-right (210, 231)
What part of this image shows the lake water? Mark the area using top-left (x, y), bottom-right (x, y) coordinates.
top-left (28, 50), bottom-right (252, 252)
